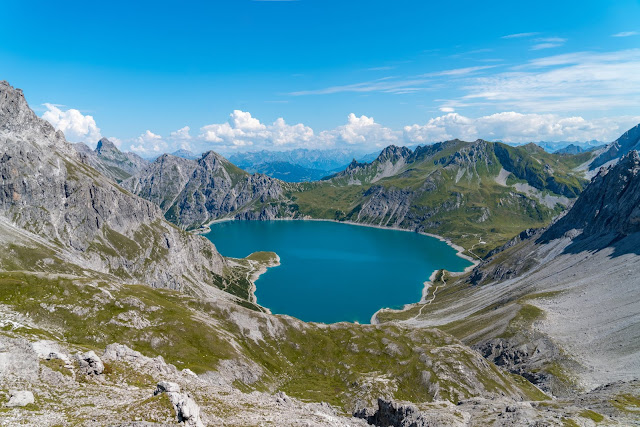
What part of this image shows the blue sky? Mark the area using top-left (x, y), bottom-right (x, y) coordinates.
top-left (2, 0), bottom-right (640, 155)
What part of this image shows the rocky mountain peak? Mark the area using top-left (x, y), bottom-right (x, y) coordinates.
top-left (375, 145), bottom-right (412, 163)
top-left (591, 123), bottom-right (640, 170)
top-left (543, 150), bottom-right (640, 241)
top-left (96, 137), bottom-right (119, 154)
top-left (0, 81), bottom-right (64, 146)
top-left (198, 150), bottom-right (228, 170)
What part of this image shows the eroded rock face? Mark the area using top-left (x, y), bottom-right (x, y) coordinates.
top-left (542, 150), bottom-right (640, 241)
top-left (0, 81), bottom-right (225, 292)
top-left (590, 123), bottom-right (640, 170)
top-left (154, 381), bottom-right (204, 427)
top-left (123, 150), bottom-right (294, 229)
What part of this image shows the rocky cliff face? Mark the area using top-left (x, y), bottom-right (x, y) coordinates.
top-left (0, 80), bottom-right (224, 291)
top-left (543, 150), bottom-right (640, 241)
top-left (590, 123), bottom-right (640, 170)
top-left (123, 153), bottom-right (199, 212)
top-left (124, 150), bottom-right (294, 229)
top-left (72, 138), bottom-right (149, 182)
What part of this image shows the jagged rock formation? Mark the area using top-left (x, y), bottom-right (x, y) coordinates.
top-left (0, 80), bottom-right (224, 291)
top-left (122, 153), bottom-right (199, 212)
top-left (73, 137), bottom-right (149, 182)
top-left (123, 150), bottom-right (295, 229)
top-left (543, 150), bottom-right (640, 240)
top-left (154, 381), bottom-right (204, 427)
top-left (590, 123), bottom-right (640, 170)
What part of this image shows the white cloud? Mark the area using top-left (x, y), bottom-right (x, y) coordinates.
top-left (530, 38), bottom-right (566, 51)
top-left (196, 111), bottom-right (398, 150)
top-left (199, 110), bottom-right (313, 149)
top-left (129, 130), bottom-right (168, 154)
top-left (456, 49), bottom-right (640, 112)
top-left (612, 31), bottom-right (638, 37)
top-left (502, 32), bottom-right (540, 39)
top-left (289, 77), bottom-right (430, 96)
top-left (403, 112), bottom-right (640, 144)
top-left (319, 113), bottom-right (399, 147)
top-left (170, 126), bottom-right (192, 140)
top-left (42, 103), bottom-right (102, 145)
top-left (531, 43), bottom-right (563, 50)
top-left (536, 37), bottom-right (567, 43)
top-left (422, 65), bottom-right (497, 77)
top-left (439, 107), bottom-right (455, 113)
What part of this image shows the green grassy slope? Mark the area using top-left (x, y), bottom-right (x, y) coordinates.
top-left (286, 140), bottom-right (590, 256)
top-left (0, 271), bottom-right (547, 410)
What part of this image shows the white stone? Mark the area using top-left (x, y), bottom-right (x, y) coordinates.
top-left (6, 390), bottom-right (34, 407)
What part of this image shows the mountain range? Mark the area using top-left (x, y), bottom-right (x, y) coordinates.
top-left (1, 80), bottom-right (639, 425)
top-left (122, 137), bottom-right (595, 256)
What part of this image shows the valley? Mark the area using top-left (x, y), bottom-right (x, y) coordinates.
top-left (0, 79), bottom-right (639, 426)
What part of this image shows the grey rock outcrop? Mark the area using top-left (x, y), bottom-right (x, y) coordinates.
top-left (355, 398), bottom-right (466, 427)
top-left (6, 390), bottom-right (34, 407)
top-left (154, 381), bottom-right (204, 427)
top-left (542, 150), bottom-right (640, 241)
top-left (76, 351), bottom-right (105, 376)
top-left (102, 343), bottom-right (178, 376)
top-left (590, 123), bottom-right (640, 170)
top-left (328, 144), bottom-right (412, 185)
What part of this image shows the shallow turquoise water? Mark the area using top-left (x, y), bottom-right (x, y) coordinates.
top-left (203, 220), bottom-right (472, 324)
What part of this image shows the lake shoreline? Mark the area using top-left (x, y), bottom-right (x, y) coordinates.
top-left (200, 217), bottom-right (479, 325)
top-left (199, 217), bottom-right (479, 266)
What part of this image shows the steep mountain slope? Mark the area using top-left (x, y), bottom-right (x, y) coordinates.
top-left (122, 153), bottom-right (199, 212)
top-left (123, 151), bottom-right (295, 230)
top-left (378, 151), bottom-right (640, 400)
top-left (589, 123), bottom-right (640, 170)
top-left (73, 138), bottom-right (149, 182)
top-left (0, 80), bottom-right (223, 292)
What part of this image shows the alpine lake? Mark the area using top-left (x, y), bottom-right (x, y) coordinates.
top-left (204, 220), bottom-right (472, 324)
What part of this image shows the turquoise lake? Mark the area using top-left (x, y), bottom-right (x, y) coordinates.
top-left (204, 220), bottom-right (472, 324)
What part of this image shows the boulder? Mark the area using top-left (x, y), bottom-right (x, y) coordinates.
top-left (76, 350), bottom-right (104, 376)
top-left (6, 390), bottom-right (34, 407)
